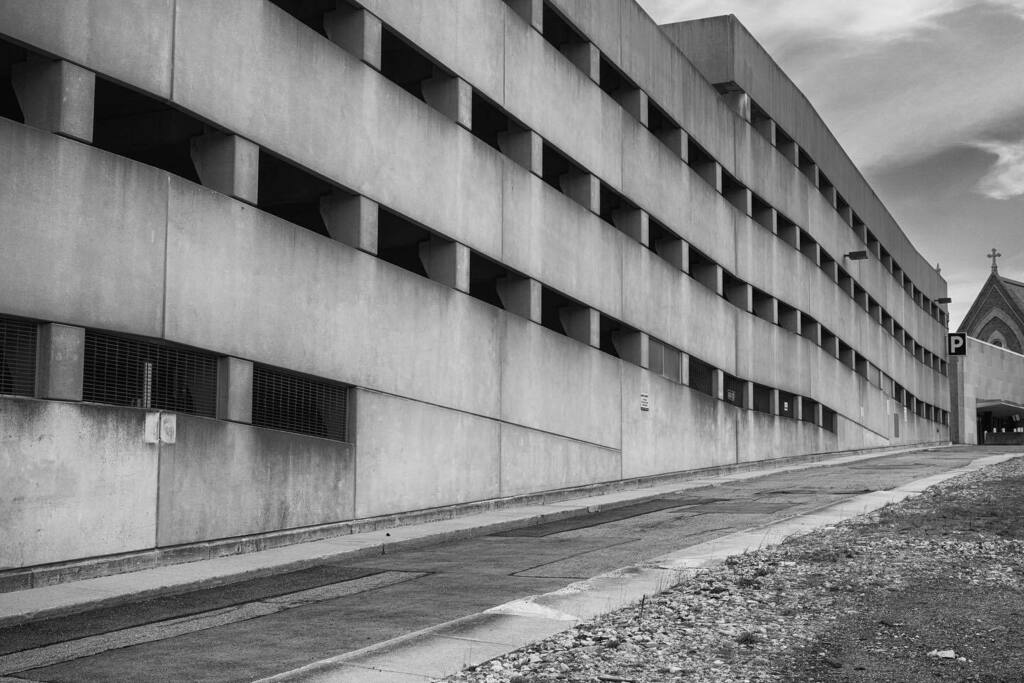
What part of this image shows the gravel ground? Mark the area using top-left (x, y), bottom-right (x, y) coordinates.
top-left (439, 455), bottom-right (1024, 683)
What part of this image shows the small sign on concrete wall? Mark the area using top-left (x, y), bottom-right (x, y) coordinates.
top-left (947, 333), bottom-right (966, 356)
top-left (144, 412), bottom-right (177, 444)
top-left (640, 393), bottom-right (649, 412)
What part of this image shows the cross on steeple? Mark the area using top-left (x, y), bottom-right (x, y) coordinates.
top-left (989, 248), bottom-right (1002, 273)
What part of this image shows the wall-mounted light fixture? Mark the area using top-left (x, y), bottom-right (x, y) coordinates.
top-left (843, 250), bottom-right (869, 261)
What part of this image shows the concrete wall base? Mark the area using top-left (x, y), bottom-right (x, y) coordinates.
top-left (0, 439), bottom-right (948, 595)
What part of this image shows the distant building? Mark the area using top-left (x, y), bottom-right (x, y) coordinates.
top-left (0, 2), bottom-right (950, 582)
top-left (950, 251), bottom-right (1024, 443)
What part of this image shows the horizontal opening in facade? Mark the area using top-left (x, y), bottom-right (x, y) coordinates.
top-left (541, 142), bottom-right (585, 194)
top-left (818, 172), bottom-right (835, 204)
top-left (648, 216), bottom-right (678, 259)
top-left (820, 326), bottom-right (838, 356)
top-left (688, 247), bottom-right (718, 292)
top-left (648, 338), bottom-right (682, 383)
top-left (257, 150), bottom-right (335, 236)
top-left (777, 213), bottom-right (799, 249)
top-left (82, 331), bottom-right (217, 417)
top-left (93, 76), bottom-right (204, 183)
top-left (800, 314), bottom-right (819, 344)
top-left (647, 99), bottom-right (683, 154)
top-left (0, 315), bottom-right (37, 397)
top-left (722, 272), bottom-right (749, 310)
top-left (0, 39), bottom-right (27, 123)
top-left (687, 138), bottom-right (718, 188)
top-left (818, 249), bottom-right (837, 280)
top-left (799, 230), bottom-right (818, 262)
top-left (750, 101), bottom-right (772, 142)
top-left (540, 286), bottom-right (578, 337)
top-left (268, 0), bottom-right (334, 36)
top-left (752, 383), bottom-right (772, 413)
top-left (599, 183), bottom-right (639, 231)
top-left (471, 92), bottom-right (519, 151)
top-left (722, 373), bottom-right (745, 408)
top-left (468, 252), bottom-right (511, 309)
top-left (777, 301), bottom-right (799, 334)
top-left (837, 340), bottom-right (855, 369)
top-left (774, 125), bottom-right (798, 165)
top-left (688, 356), bottom-right (715, 397)
top-left (601, 315), bottom-right (639, 359)
top-left (778, 390), bottom-right (797, 419)
top-left (598, 55), bottom-right (639, 106)
top-left (798, 152), bottom-right (817, 184)
top-left (821, 406), bottom-right (837, 433)
top-left (381, 26), bottom-right (444, 101)
top-left (720, 171), bottom-right (748, 214)
top-left (752, 287), bottom-right (774, 323)
top-left (377, 208), bottom-right (431, 278)
top-left (252, 364), bottom-right (348, 441)
top-left (800, 397), bottom-right (818, 424)
top-left (541, 3), bottom-right (587, 51)
top-left (751, 194), bottom-right (773, 231)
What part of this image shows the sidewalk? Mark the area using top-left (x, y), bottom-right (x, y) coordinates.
top-left (258, 449), bottom-right (1022, 683)
top-left (0, 444), bottom-right (947, 629)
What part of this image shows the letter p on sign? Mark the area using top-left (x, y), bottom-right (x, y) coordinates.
top-left (947, 333), bottom-right (966, 356)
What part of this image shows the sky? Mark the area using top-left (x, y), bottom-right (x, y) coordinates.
top-left (637, 0), bottom-right (1024, 328)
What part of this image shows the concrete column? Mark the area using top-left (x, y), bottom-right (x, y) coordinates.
top-left (712, 369), bottom-right (724, 401)
top-left (754, 117), bottom-right (776, 145)
top-left (654, 237), bottom-right (687, 271)
top-left (814, 403), bottom-right (824, 427)
top-left (190, 132), bottom-right (259, 204)
top-left (612, 331), bottom-right (648, 369)
top-left (744, 382), bottom-right (754, 410)
top-left (507, 0), bottom-right (543, 32)
top-left (616, 89), bottom-right (648, 127)
top-left (320, 192), bottom-right (378, 254)
top-left (35, 323), bottom-right (84, 401)
top-left (560, 307), bottom-right (599, 348)
top-left (216, 357), bottom-right (253, 423)
top-left (419, 238), bottom-right (470, 293)
top-left (656, 128), bottom-right (687, 161)
top-left (323, 7), bottom-right (382, 70)
top-left (680, 354), bottom-right (690, 386)
top-left (497, 129), bottom-right (542, 175)
top-left (422, 76), bottom-right (472, 129)
top-left (770, 389), bottom-right (780, 415)
top-left (560, 171), bottom-right (599, 213)
top-left (794, 397), bottom-right (803, 421)
top-left (11, 59), bottom-right (95, 143)
top-left (561, 42), bottom-right (599, 83)
top-left (496, 276), bottom-right (542, 323)
top-left (614, 209), bottom-right (648, 247)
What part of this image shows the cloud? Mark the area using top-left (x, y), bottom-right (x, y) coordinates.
top-left (973, 139), bottom-right (1024, 199)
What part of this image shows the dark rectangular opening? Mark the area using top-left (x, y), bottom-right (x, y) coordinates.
top-left (0, 315), bottom-right (36, 397)
top-left (752, 383), bottom-right (772, 413)
top-left (600, 315), bottom-right (638, 359)
top-left (541, 3), bottom-right (587, 49)
top-left (722, 373), bottom-right (745, 408)
top-left (252, 364), bottom-right (348, 441)
top-left (818, 172), bottom-right (835, 204)
top-left (751, 194), bottom-right (774, 231)
top-left (541, 142), bottom-right (584, 192)
top-left (92, 77), bottom-right (205, 183)
top-left (598, 55), bottom-right (637, 102)
top-left (752, 287), bottom-right (774, 323)
top-left (257, 150), bottom-right (334, 236)
top-left (800, 314), bottom-right (819, 344)
top-left (820, 326), bottom-right (837, 356)
top-left (720, 171), bottom-right (748, 213)
top-left (819, 249), bottom-right (836, 280)
top-left (654, 340), bottom-right (682, 383)
top-left (798, 152), bottom-right (817, 184)
top-left (800, 396), bottom-right (817, 424)
top-left (0, 39), bottom-right (28, 123)
top-left (688, 247), bottom-right (719, 292)
top-left (540, 286), bottom-right (576, 336)
top-left (648, 216), bottom-right (677, 256)
top-left (687, 137), bottom-right (718, 188)
top-left (777, 213), bottom-right (799, 249)
top-left (821, 406), bottom-right (837, 433)
top-left (854, 353), bottom-right (870, 378)
top-left (722, 272), bottom-right (748, 310)
top-left (468, 252), bottom-right (510, 309)
top-left (777, 301), bottom-right (799, 334)
top-left (380, 27), bottom-right (442, 101)
top-left (837, 266), bottom-right (854, 298)
top-left (599, 182), bottom-right (638, 229)
top-left (778, 390), bottom-right (796, 419)
top-left (868, 297), bottom-right (882, 322)
top-left (799, 230), bottom-right (818, 263)
top-left (647, 99), bottom-right (683, 154)
top-left (268, 0), bottom-right (335, 35)
top-left (865, 230), bottom-right (881, 258)
top-left (880, 246), bottom-right (893, 273)
top-left (471, 92), bottom-right (519, 151)
top-left (377, 208), bottom-right (431, 278)
top-left (838, 340), bottom-right (854, 369)
top-left (835, 193), bottom-right (851, 221)
top-left (688, 356), bottom-right (714, 397)
top-left (774, 126), bottom-right (798, 165)
top-left (82, 331), bottom-right (217, 417)
top-left (853, 283), bottom-right (868, 311)
top-left (750, 101), bottom-right (773, 142)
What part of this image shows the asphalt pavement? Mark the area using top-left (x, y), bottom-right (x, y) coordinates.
top-left (1, 445), bottom-right (1018, 683)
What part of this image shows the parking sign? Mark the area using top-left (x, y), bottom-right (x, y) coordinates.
top-left (947, 333), bottom-right (966, 356)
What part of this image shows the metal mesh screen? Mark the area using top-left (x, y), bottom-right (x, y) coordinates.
top-left (778, 391), bottom-right (796, 419)
top-left (752, 383), bottom-right (772, 413)
top-left (821, 406), bottom-right (838, 433)
top-left (252, 365), bottom-right (348, 441)
top-left (723, 374), bottom-right (745, 408)
top-left (800, 397), bottom-right (817, 423)
top-left (83, 331), bottom-right (217, 416)
top-left (688, 357), bottom-right (714, 396)
top-left (0, 316), bottom-right (36, 397)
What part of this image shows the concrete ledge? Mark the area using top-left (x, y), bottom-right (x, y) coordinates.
top-left (0, 441), bottom-right (948, 627)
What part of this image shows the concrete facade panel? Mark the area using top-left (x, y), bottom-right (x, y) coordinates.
top-left (0, 0), bottom-right (174, 97)
top-left (156, 415), bottom-right (355, 546)
top-left (354, 390), bottom-right (501, 518)
top-left (498, 423), bottom-right (621, 497)
top-left (0, 399), bottom-right (157, 568)
top-left (162, 180), bottom-right (503, 418)
top-left (736, 412), bottom-right (834, 464)
top-left (500, 317), bottom-right (622, 449)
top-left (0, 121), bottom-right (167, 337)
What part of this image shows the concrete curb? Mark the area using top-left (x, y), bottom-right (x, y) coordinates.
top-left (0, 443), bottom-right (947, 629)
top-left (254, 450), bottom-right (1023, 683)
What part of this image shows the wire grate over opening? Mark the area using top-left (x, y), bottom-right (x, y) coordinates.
top-left (0, 316), bottom-right (36, 397)
top-left (82, 331), bottom-right (217, 416)
top-left (252, 365), bottom-right (348, 441)
top-left (688, 357), bottom-right (714, 397)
